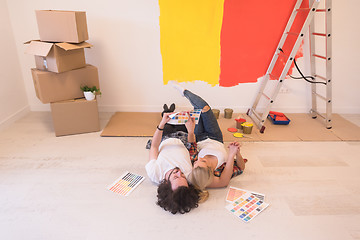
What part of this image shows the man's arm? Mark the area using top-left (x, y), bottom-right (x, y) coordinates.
top-left (148, 112), bottom-right (172, 161)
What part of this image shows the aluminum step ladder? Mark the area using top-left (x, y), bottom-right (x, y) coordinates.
top-left (247, 0), bottom-right (321, 133)
top-left (309, 0), bottom-right (332, 129)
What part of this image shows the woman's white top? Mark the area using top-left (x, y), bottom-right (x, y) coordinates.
top-left (197, 138), bottom-right (227, 168)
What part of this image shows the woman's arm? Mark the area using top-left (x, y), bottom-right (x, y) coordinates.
top-left (236, 148), bottom-right (246, 171)
top-left (207, 142), bottom-right (239, 188)
top-left (148, 112), bottom-right (172, 161)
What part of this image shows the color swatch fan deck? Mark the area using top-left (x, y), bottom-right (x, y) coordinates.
top-left (168, 109), bottom-right (201, 125)
top-left (225, 187), bottom-right (269, 222)
top-left (107, 172), bottom-right (145, 196)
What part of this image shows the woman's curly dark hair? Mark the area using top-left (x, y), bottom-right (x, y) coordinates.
top-left (156, 179), bottom-right (200, 214)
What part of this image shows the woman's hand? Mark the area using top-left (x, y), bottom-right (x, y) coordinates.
top-left (227, 142), bottom-right (240, 158)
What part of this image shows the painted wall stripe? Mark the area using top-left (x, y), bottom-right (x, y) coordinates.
top-left (159, 0), bottom-right (224, 86)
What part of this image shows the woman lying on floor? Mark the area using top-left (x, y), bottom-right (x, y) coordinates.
top-left (171, 84), bottom-right (247, 191)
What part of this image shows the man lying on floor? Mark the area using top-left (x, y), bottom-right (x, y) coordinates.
top-left (145, 108), bottom-right (201, 214)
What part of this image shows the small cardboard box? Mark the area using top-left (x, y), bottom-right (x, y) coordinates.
top-left (50, 98), bottom-right (100, 137)
top-left (36, 10), bottom-right (89, 43)
top-left (31, 65), bottom-right (100, 104)
top-left (25, 40), bottom-right (92, 73)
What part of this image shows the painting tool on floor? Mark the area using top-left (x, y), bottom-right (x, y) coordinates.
top-left (233, 133), bottom-right (253, 138)
top-left (107, 171), bottom-right (145, 196)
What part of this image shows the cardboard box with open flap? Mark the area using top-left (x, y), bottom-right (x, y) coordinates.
top-left (25, 40), bottom-right (92, 73)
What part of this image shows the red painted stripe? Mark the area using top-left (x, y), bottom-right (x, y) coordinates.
top-left (219, 0), bottom-right (308, 86)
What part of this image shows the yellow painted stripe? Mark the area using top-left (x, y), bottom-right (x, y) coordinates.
top-left (159, 0), bottom-right (224, 86)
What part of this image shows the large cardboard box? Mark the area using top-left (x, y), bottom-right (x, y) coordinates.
top-left (50, 98), bottom-right (100, 137)
top-left (25, 40), bottom-right (92, 73)
top-left (36, 10), bottom-right (89, 43)
top-left (31, 65), bottom-right (100, 104)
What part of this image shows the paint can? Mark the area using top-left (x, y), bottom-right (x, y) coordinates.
top-left (241, 122), bottom-right (253, 134)
top-left (212, 109), bottom-right (220, 119)
top-left (235, 118), bottom-right (246, 129)
top-left (224, 108), bottom-right (233, 119)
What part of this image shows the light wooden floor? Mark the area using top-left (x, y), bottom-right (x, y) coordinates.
top-left (0, 112), bottom-right (359, 240)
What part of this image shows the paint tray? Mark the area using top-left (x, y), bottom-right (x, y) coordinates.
top-left (267, 111), bottom-right (290, 125)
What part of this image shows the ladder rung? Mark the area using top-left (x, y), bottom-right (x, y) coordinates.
top-left (262, 92), bottom-right (270, 100)
top-left (312, 92), bottom-right (326, 101)
top-left (277, 51), bottom-right (289, 58)
top-left (314, 74), bottom-right (326, 80)
top-left (316, 9), bottom-right (327, 12)
top-left (287, 32), bottom-right (300, 36)
top-left (312, 32), bottom-right (327, 37)
top-left (311, 109), bottom-right (326, 119)
top-left (251, 110), bottom-right (262, 121)
top-left (269, 73), bottom-right (280, 80)
top-left (313, 54), bottom-right (327, 60)
top-left (296, 8), bottom-right (312, 11)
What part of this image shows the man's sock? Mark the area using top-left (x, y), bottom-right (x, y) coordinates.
top-left (169, 81), bottom-right (185, 97)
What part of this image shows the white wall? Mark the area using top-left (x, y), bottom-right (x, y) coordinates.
top-left (3, 0), bottom-right (360, 120)
top-left (0, 0), bottom-right (29, 130)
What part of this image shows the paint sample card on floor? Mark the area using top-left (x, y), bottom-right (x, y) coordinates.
top-left (226, 186), bottom-right (265, 202)
top-left (226, 192), bottom-right (269, 222)
top-left (168, 109), bottom-right (201, 125)
top-left (107, 171), bottom-right (145, 196)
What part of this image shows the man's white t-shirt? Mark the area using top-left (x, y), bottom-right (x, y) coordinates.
top-left (197, 138), bottom-right (227, 168)
top-left (145, 138), bottom-right (192, 184)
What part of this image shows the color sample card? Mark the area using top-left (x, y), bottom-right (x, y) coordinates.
top-left (226, 186), bottom-right (265, 202)
top-left (226, 192), bottom-right (269, 223)
top-left (107, 172), bottom-right (145, 196)
top-left (168, 109), bottom-right (201, 125)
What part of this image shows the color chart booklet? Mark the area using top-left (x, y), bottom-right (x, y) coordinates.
top-left (225, 187), bottom-right (269, 222)
top-left (107, 171), bottom-right (145, 196)
top-left (168, 109), bottom-right (201, 125)
top-left (226, 186), bottom-right (266, 202)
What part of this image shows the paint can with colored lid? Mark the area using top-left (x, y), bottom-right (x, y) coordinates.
top-left (235, 118), bottom-right (246, 129)
top-left (241, 122), bottom-right (253, 134)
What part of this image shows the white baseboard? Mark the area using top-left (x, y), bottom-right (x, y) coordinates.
top-left (29, 103), bottom-right (360, 114)
top-left (30, 104), bottom-right (51, 111)
top-left (98, 105), bottom-right (360, 114)
top-left (0, 106), bottom-right (31, 131)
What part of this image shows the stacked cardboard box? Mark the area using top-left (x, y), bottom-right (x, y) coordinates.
top-left (25, 10), bottom-right (100, 137)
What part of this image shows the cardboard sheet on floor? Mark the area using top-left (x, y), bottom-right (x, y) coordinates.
top-left (330, 114), bottom-right (360, 141)
top-left (101, 112), bottom-right (360, 141)
top-left (101, 112), bottom-right (161, 137)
